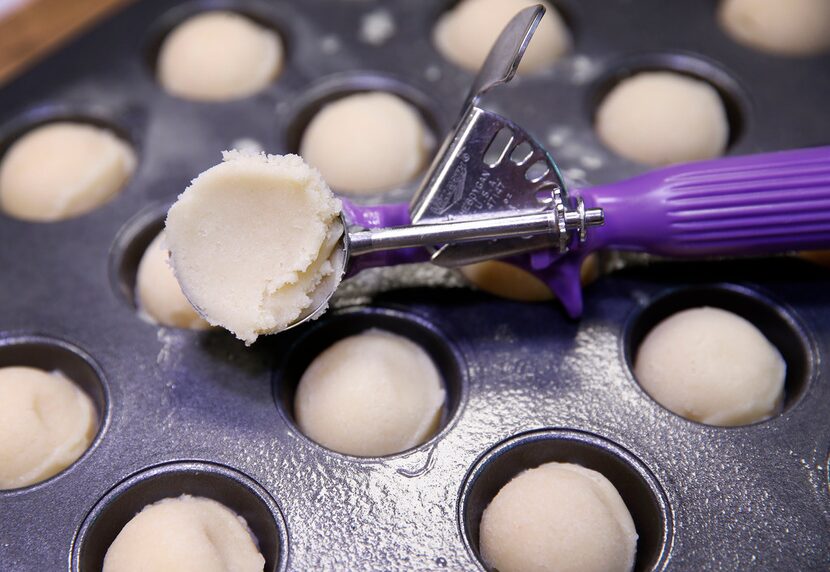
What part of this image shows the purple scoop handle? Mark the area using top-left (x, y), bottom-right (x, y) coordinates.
top-left (580, 146), bottom-right (830, 256)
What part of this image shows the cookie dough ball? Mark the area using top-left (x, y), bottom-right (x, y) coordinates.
top-left (295, 329), bottom-right (446, 456)
top-left (595, 72), bottom-right (729, 166)
top-left (462, 254), bottom-right (599, 302)
top-left (0, 366), bottom-right (97, 489)
top-left (300, 92), bottom-right (433, 195)
top-left (719, 0), bottom-right (830, 56)
top-left (798, 250), bottom-right (830, 266)
top-left (480, 462), bottom-right (638, 572)
top-left (0, 122), bottom-right (135, 222)
top-left (136, 231), bottom-right (210, 330)
top-left (103, 495), bottom-right (265, 572)
top-left (166, 151), bottom-right (343, 345)
top-left (158, 11), bottom-right (283, 101)
top-left (434, 0), bottom-right (570, 74)
top-left (634, 307), bottom-right (786, 426)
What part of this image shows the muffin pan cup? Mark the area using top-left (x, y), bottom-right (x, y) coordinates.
top-left (458, 429), bottom-right (673, 572)
top-left (71, 460), bottom-right (288, 571)
top-left (1, 0), bottom-right (829, 570)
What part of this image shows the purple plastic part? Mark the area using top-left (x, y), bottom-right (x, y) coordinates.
top-left (509, 250), bottom-right (590, 318)
top-left (341, 200), bottom-right (430, 276)
top-left (342, 147), bottom-right (830, 318)
top-left (581, 146), bottom-right (830, 255)
top-left (533, 146), bottom-right (830, 317)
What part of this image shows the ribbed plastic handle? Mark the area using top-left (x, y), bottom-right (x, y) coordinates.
top-left (580, 146), bottom-right (830, 256)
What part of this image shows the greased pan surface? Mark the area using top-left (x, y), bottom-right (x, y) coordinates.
top-left (0, 1), bottom-right (828, 570)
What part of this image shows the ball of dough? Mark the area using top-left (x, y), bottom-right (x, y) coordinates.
top-left (798, 250), bottom-right (830, 267)
top-left (0, 366), bottom-right (97, 489)
top-left (295, 329), bottom-right (446, 456)
top-left (300, 92), bottom-right (434, 195)
top-left (719, 0), bottom-right (830, 56)
top-left (0, 122), bottom-right (135, 222)
top-left (434, 0), bottom-right (569, 74)
top-left (634, 307), bottom-right (786, 426)
top-left (136, 231), bottom-right (210, 330)
top-left (103, 495), bottom-right (265, 572)
top-left (595, 72), bottom-right (729, 166)
top-left (462, 254), bottom-right (599, 302)
top-left (166, 151), bottom-right (343, 345)
top-left (480, 462), bottom-right (638, 572)
top-left (158, 11), bottom-right (283, 101)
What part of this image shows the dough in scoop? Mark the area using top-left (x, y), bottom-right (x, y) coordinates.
top-left (295, 329), bottom-right (446, 456)
top-left (136, 231), bottom-right (210, 330)
top-left (634, 307), bottom-right (786, 426)
top-left (165, 151), bottom-right (342, 345)
top-left (480, 462), bottom-right (638, 572)
top-left (0, 366), bottom-right (97, 489)
top-left (719, 0), bottom-right (830, 56)
top-left (433, 0), bottom-right (570, 74)
top-left (103, 495), bottom-right (265, 572)
top-left (158, 11), bottom-right (283, 101)
top-left (0, 122), bottom-right (135, 221)
top-left (300, 92), bottom-right (433, 195)
top-left (595, 71), bottom-right (729, 166)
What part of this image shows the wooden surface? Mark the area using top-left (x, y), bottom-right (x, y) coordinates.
top-left (0, 0), bottom-right (132, 86)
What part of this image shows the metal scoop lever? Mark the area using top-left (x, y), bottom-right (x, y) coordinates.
top-left (408, 5), bottom-right (605, 266)
top-left (347, 205), bottom-right (603, 256)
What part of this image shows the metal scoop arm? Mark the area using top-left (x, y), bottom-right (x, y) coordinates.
top-left (342, 198), bottom-right (601, 277)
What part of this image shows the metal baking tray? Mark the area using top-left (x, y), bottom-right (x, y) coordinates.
top-left (0, 0), bottom-right (828, 570)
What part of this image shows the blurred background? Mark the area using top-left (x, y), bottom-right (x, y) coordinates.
top-left (0, 0), bottom-right (130, 85)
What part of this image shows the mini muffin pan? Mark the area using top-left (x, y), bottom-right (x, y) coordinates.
top-left (0, 0), bottom-right (828, 570)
